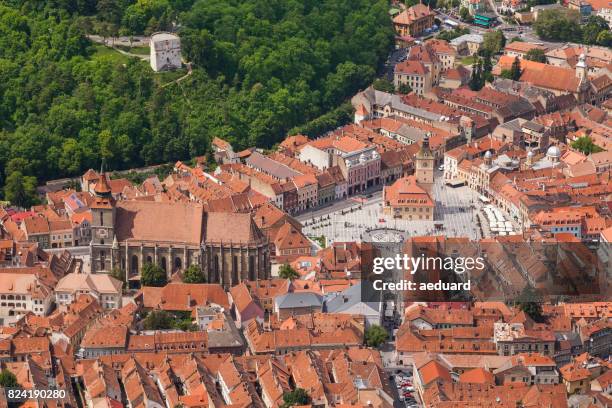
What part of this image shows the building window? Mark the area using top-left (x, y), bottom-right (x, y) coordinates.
top-left (249, 255), bottom-right (255, 281)
top-left (131, 255), bottom-right (139, 275)
top-left (214, 254), bottom-right (220, 282)
top-left (232, 256), bottom-right (238, 284)
top-left (100, 251), bottom-right (106, 270)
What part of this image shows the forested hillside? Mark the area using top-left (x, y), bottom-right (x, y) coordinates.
top-left (0, 0), bottom-right (393, 199)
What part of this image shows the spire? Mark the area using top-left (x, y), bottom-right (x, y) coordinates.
top-left (94, 173), bottom-right (112, 197)
top-left (575, 53), bottom-right (587, 83)
top-left (417, 133), bottom-right (433, 159)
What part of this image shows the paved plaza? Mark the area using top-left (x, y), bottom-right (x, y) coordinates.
top-left (298, 172), bottom-right (484, 244)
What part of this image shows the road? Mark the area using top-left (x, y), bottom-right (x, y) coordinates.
top-left (87, 34), bottom-right (149, 48)
top-left (384, 48), bottom-right (410, 81)
top-left (434, 9), bottom-right (560, 47)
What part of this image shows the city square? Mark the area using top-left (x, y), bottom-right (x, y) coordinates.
top-left (299, 171), bottom-right (484, 244)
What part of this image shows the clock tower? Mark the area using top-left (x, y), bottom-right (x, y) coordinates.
top-left (415, 134), bottom-right (435, 187)
top-left (90, 174), bottom-right (116, 273)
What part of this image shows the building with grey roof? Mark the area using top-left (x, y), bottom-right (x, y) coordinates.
top-left (351, 87), bottom-right (447, 125)
top-left (274, 292), bottom-right (323, 319)
top-left (324, 283), bottom-right (382, 327)
top-left (246, 151), bottom-right (301, 181)
top-left (449, 34), bottom-right (484, 56)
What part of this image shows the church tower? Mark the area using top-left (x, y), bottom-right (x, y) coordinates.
top-left (90, 174), bottom-right (116, 273)
top-left (575, 53), bottom-right (588, 82)
top-left (415, 135), bottom-right (435, 187)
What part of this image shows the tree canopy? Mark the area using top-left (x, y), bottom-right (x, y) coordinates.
top-left (482, 30), bottom-right (506, 55)
top-left (365, 324), bottom-right (388, 347)
top-left (110, 266), bottom-right (126, 287)
top-left (524, 48), bottom-right (546, 63)
top-left (142, 310), bottom-right (199, 331)
top-left (278, 263), bottom-right (299, 280)
top-left (143, 310), bottom-right (174, 330)
top-left (459, 7), bottom-right (472, 23)
top-left (3, 171), bottom-right (38, 208)
top-left (182, 264), bottom-right (205, 283)
top-left (141, 262), bottom-right (167, 287)
top-left (372, 78), bottom-right (395, 93)
top-left (571, 136), bottom-right (604, 155)
top-left (281, 388), bottom-right (311, 408)
top-left (0, 369), bottom-right (19, 388)
top-left (0, 0), bottom-right (393, 197)
top-left (437, 26), bottom-right (470, 42)
top-left (534, 10), bottom-right (610, 46)
top-left (515, 286), bottom-right (544, 323)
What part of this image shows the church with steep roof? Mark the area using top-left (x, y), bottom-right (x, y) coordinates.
top-left (89, 174), bottom-right (270, 288)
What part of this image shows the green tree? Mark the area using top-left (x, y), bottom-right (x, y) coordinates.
top-left (290, 102), bottom-right (354, 138)
top-left (596, 30), bottom-right (612, 47)
top-left (140, 262), bottom-right (167, 287)
top-left (110, 266), bottom-right (126, 287)
top-left (0, 0), bottom-right (395, 195)
top-left (469, 61), bottom-right (485, 91)
top-left (397, 83), bottom-right (412, 94)
top-left (183, 264), bottom-right (205, 283)
top-left (571, 136), bottom-right (604, 155)
top-left (515, 286), bottom-right (543, 323)
top-left (281, 388), bottom-right (311, 408)
top-left (582, 16), bottom-right (609, 44)
top-left (97, 0), bottom-right (123, 25)
top-left (459, 7), bottom-right (472, 22)
top-left (481, 53), bottom-right (493, 83)
top-left (372, 78), bottom-right (395, 93)
top-left (509, 56), bottom-right (522, 81)
top-left (365, 324), bottom-right (388, 347)
top-left (524, 48), bottom-right (546, 63)
top-left (0, 369), bottom-right (19, 388)
top-left (279, 264), bottom-right (299, 280)
top-left (4, 171), bottom-right (38, 208)
top-left (482, 30), bottom-right (506, 55)
top-left (312, 235), bottom-right (326, 248)
top-left (500, 69), bottom-right (513, 79)
top-left (143, 310), bottom-right (173, 330)
top-left (59, 139), bottom-right (85, 175)
top-left (175, 319), bottom-right (199, 331)
top-left (534, 9), bottom-right (582, 41)
top-left (437, 27), bottom-right (470, 41)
